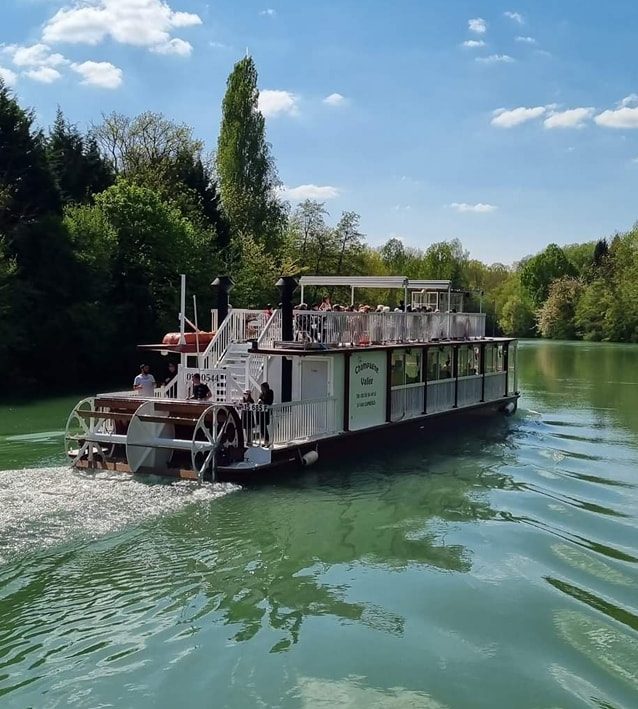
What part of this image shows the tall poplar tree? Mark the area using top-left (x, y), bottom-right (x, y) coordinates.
top-left (216, 56), bottom-right (286, 253)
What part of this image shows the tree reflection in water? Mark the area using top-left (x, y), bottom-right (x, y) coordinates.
top-left (155, 421), bottom-right (518, 651)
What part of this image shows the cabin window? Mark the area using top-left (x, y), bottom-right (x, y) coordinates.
top-left (485, 344), bottom-right (505, 374)
top-left (426, 346), bottom-right (453, 381)
top-left (458, 345), bottom-right (480, 377)
top-left (507, 341), bottom-right (517, 394)
top-left (391, 348), bottom-right (422, 387)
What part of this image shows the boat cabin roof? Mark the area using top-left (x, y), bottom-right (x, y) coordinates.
top-left (298, 275), bottom-right (453, 291)
top-left (253, 336), bottom-right (514, 357)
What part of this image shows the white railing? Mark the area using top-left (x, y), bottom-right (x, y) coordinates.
top-left (257, 309), bottom-right (282, 349)
top-left (247, 354), bottom-right (267, 391)
top-left (270, 397), bottom-right (339, 445)
top-left (155, 374), bottom-right (178, 399)
top-left (484, 371), bottom-right (506, 401)
top-left (178, 366), bottom-right (245, 402)
top-left (426, 379), bottom-right (456, 413)
top-left (456, 376), bottom-right (482, 408)
top-left (391, 383), bottom-right (425, 421)
top-left (262, 310), bottom-right (486, 348)
top-left (201, 309), bottom-right (268, 369)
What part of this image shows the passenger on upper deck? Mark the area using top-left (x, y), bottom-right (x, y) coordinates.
top-left (319, 296), bottom-right (332, 311)
top-left (133, 364), bottom-right (156, 397)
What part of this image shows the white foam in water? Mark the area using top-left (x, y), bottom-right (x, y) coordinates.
top-left (0, 466), bottom-right (239, 564)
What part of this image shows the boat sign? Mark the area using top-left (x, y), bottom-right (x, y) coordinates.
top-left (349, 350), bottom-right (386, 431)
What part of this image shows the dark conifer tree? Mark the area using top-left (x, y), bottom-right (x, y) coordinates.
top-left (47, 108), bottom-right (113, 205)
top-left (0, 80), bottom-right (60, 243)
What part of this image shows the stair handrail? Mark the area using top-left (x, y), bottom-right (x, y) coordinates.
top-left (203, 309), bottom-right (270, 369)
top-left (257, 309), bottom-right (282, 349)
top-left (201, 310), bottom-right (235, 370)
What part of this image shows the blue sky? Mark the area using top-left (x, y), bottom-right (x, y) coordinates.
top-left (2, 0), bottom-right (638, 263)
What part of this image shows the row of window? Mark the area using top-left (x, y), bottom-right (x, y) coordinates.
top-left (391, 344), bottom-right (506, 387)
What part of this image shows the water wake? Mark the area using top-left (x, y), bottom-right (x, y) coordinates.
top-left (0, 466), bottom-right (239, 565)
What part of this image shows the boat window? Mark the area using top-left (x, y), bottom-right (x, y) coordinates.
top-left (496, 344), bottom-right (504, 372)
top-left (485, 344), bottom-right (494, 374)
top-left (391, 350), bottom-right (405, 387)
top-left (507, 341), bottom-right (517, 393)
top-left (405, 348), bottom-right (421, 385)
top-left (458, 345), bottom-right (480, 377)
top-left (485, 344), bottom-right (505, 373)
top-left (426, 346), bottom-right (453, 381)
top-left (391, 348), bottom-right (422, 387)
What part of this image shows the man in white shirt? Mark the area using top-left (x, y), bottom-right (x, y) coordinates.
top-left (133, 364), bottom-right (156, 397)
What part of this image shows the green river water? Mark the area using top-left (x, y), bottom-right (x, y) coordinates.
top-left (0, 340), bottom-right (636, 708)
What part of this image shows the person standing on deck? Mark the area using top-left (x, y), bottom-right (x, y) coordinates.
top-left (190, 373), bottom-right (212, 400)
top-left (133, 364), bottom-right (156, 397)
top-left (164, 361), bottom-right (177, 385)
top-left (258, 381), bottom-right (274, 446)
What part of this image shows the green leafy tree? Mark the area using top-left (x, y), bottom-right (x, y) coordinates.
top-left (379, 237), bottom-right (406, 273)
top-left (420, 239), bottom-right (468, 286)
top-left (537, 277), bottom-right (583, 339)
top-left (216, 56), bottom-right (286, 251)
top-left (289, 200), bottom-right (330, 265)
top-left (230, 234), bottom-right (279, 308)
top-left (92, 111), bottom-right (226, 246)
top-left (334, 211), bottom-right (364, 275)
top-left (520, 243), bottom-right (576, 306)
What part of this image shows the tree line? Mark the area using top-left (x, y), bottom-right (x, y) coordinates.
top-left (1, 57), bottom-right (636, 396)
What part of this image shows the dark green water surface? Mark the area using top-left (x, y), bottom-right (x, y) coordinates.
top-left (0, 341), bottom-right (636, 708)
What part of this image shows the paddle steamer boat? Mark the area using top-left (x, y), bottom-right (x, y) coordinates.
top-left (66, 275), bottom-right (519, 482)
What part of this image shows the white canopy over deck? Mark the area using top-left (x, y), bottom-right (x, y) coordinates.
top-left (298, 276), bottom-right (452, 309)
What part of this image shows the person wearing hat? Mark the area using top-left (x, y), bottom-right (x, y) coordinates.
top-left (133, 364), bottom-right (156, 397)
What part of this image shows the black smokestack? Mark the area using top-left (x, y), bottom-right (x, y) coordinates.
top-left (211, 275), bottom-right (234, 325)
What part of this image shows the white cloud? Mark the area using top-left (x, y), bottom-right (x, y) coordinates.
top-left (323, 92), bottom-right (345, 106)
top-left (515, 36), bottom-right (536, 44)
top-left (476, 54), bottom-right (515, 64)
top-left (450, 202), bottom-right (498, 213)
top-left (42, 0), bottom-right (201, 55)
top-left (544, 107), bottom-right (594, 129)
top-left (462, 39), bottom-right (485, 48)
top-left (151, 38), bottom-right (192, 56)
top-left (5, 43), bottom-right (68, 68)
top-left (280, 184), bottom-right (340, 200)
top-left (71, 60), bottom-right (123, 88)
top-left (504, 11), bottom-right (524, 24)
top-left (491, 106), bottom-right (546, 127)
top-left (595, 106), bottom-right (638, 129)
top-left (468, 18), bottom-right (487, 34)
top-left (258, 89), bottom-right (298, 117)
top-left (259, 8), bottom-right (276, 16)
top-left (618, 94), bottom-right (638, 108)
top-left (25, 66), bottom-right (62, 83)
top-left (0, 66), bottom-right (18, 86)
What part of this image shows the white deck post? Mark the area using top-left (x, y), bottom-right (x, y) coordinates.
top-left (179, 274), bottom-right (186, 345)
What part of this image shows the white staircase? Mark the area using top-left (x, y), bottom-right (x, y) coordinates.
top-left (218, 342), bottom-right (268, 395)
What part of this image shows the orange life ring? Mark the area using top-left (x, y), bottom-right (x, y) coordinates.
top-left (162, 332), bottom-right (215, 346)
